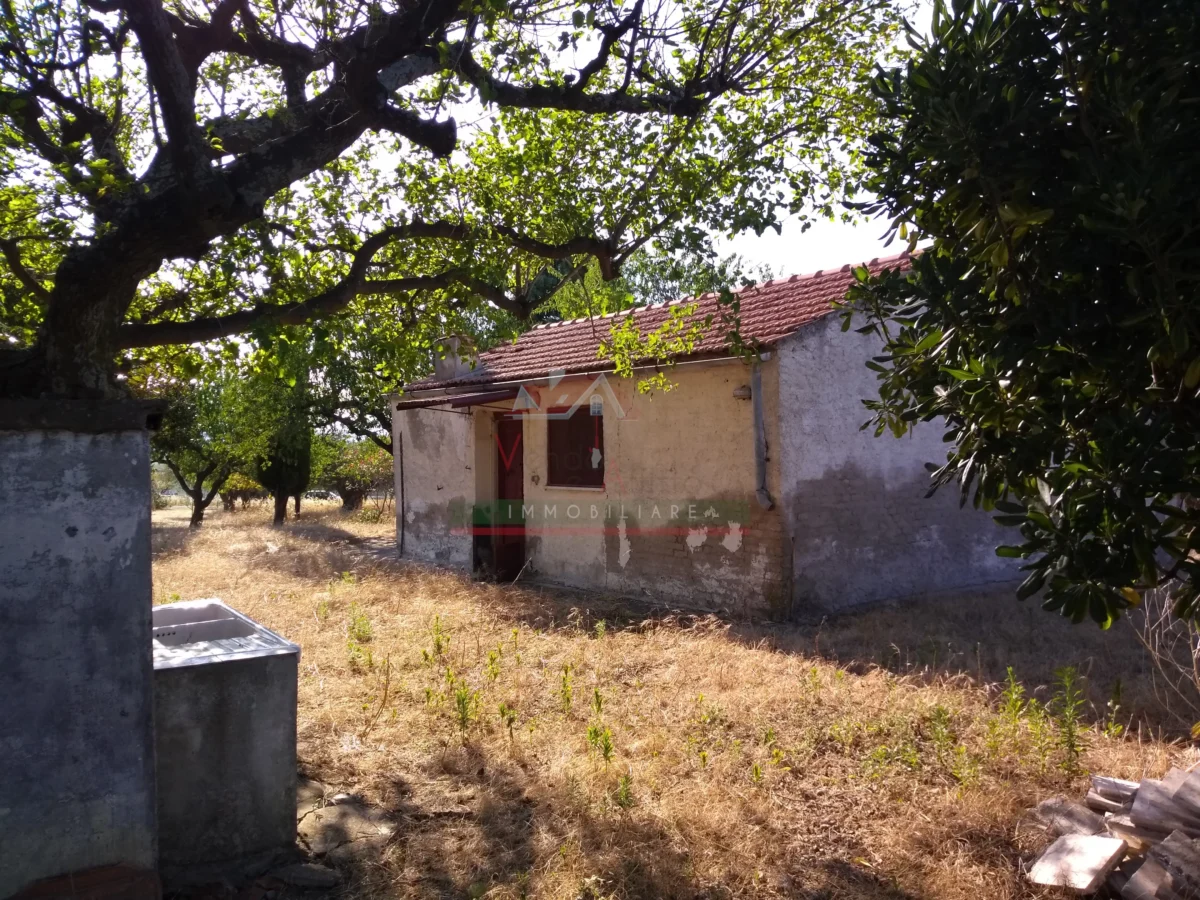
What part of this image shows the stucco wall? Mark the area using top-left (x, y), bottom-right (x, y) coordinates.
top-left (0, 428), bottom-right (157, 895)
top-left (519, 360), bottom-right (790, 614)
top-left (393, 405), bottom-right (475, 568)
top-left (391, 360), bottom-right (791, 614)
top-left (777, 315), bottom-right (1018, 612)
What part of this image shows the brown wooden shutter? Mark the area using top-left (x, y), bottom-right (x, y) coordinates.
top-left (547, 407), bottom-right (604, 487)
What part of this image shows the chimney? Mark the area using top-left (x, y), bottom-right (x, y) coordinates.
top-left (433, 334), bottom-right (476, 381)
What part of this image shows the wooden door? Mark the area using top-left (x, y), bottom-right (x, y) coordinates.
top-left (494, 415), bottom-right (525, 580)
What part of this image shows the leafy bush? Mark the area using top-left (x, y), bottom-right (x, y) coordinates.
top-left (846, 0), bottom-right (1200, 626)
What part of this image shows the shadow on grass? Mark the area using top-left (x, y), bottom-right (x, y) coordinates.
top-left (151, 516), bottom-right (202, 558)
top-left (315, 741), bottom-right (924, 900)
top-left (464, 579), bottom-right (1174, 733)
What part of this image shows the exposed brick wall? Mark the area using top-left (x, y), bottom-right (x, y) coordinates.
top-left (589, 496), bottom-right (791, 617)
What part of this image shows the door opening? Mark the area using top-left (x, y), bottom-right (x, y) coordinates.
top-left (494, 415), bottom-right (526, 581)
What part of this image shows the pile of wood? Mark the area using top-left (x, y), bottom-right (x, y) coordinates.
top-left (1027, 767), bottom-right (1200, 896)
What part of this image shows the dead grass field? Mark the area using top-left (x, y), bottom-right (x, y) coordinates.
top-left (152, 504), bottom-right (1194, 900)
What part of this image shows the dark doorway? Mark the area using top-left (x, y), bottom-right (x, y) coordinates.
top-left (494, 415), bottom-right (526, 580)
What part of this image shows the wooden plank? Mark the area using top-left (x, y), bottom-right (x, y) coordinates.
top-left (1087, 790), bottom-right (1132, 814)
top-left (1028, 834), bottom-right (1127, 893)
top-left (1035, 796), bottom-right (1106, 836)
top-left (1107, 813), bottom-right (1168, 854)
top-left (1122, 856), bottom-right (1182, 900)
top-left (1094, 775), bottom-right (1141, 803)
top-left (1131, 781), bottom-right (1200, 838)
top-left (1172, 770), bottom-right (1200, 818)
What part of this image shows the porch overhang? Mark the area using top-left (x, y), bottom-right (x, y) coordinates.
top-left (393, 387), bottom-right (519, 412)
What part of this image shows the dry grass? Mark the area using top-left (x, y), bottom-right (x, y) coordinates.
top-left (153, 504), bottom-right (1194, 900)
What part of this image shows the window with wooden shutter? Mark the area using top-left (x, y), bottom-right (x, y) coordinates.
top-left (547, 406), bottom-right (604, 487)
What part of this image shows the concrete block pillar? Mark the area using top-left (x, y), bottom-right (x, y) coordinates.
top-left (0, 400), bottom-right (161, 897)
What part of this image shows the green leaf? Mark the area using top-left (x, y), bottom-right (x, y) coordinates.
top-left (1184, 357), bottom-right (1200, 389)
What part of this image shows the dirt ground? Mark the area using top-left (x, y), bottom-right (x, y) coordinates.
top-left (152, 503), bottom-right (1193, 900)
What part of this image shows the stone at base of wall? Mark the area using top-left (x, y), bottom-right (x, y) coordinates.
top-left (9, 865), bottom-right (160, 900)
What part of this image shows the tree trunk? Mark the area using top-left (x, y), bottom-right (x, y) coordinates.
top-left (340, 490), bottom-right (367, 511)
top-left (3, 241), bottom-right (158, 398)
top-left (189, 494), bottom-right (206, 528)
top-left (273, 491), bottom-right (288, 527)
top-left (293, 494), bottom-right (301, 515)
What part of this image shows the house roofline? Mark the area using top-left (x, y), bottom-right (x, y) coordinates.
top-left (525, 250), bottom-right (913, 332)
top-left (391, 350), bottom-right (760, 404)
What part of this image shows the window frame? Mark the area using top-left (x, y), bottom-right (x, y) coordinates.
top-left (545, 404), bottom-right (605, 489)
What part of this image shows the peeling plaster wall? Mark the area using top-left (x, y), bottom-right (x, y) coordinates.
top-left (777, 316), bottom-right (1019, 612)
top-left (0, 429), bottom-right (157, 896)
top-left (520, 360), bottom-right (790, 615)
top-left (393, 405), bottom-right (474, 568)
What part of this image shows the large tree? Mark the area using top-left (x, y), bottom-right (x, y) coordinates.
top-left (313, 433), bottom-right (392, 510)
top-left (0, 0), bottom-right (902, 401)
top-left (256, 388), bottom-right (313, 526)
top-left (844, 0), bottom-right (1200, 625)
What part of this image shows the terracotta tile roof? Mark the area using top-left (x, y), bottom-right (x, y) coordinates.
top-left (405, 252), bottom-right (911, 392)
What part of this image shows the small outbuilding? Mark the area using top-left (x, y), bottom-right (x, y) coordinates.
top-left (391, 254), bottom-right (1016, 617)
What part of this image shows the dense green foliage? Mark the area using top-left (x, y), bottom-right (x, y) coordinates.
top-left (542, 248), bottom-right (774, 321)
top-left (313, 434), bottom-right (393, 510)
top-left (150, 371), bottom-right (278, 525)
top-left (256, 392), bottom-right (314, 526)
top-left (844, 0), bottom-right (1200, 625)
top-left (0, 0), bottom-right (903, 399)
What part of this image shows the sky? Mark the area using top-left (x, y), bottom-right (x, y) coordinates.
top-left (721, 213), bottom-right (900, 280)
top-left (718, 0), bottom-right (932, 279)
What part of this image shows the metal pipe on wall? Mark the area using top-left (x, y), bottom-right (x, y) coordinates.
top-left (751, 358), bottom-right (775, 510)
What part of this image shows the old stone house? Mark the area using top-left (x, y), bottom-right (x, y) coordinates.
top-left (391, 254), bottom-right (1016, 617)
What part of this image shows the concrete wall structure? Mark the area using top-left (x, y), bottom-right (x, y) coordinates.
top-left (155, 655), bottom-right (298, 868)
top-left (0, 403), bottom-right (158, 896)
top-left (776, 316), bottom-right (1018, 611)
top-left (393, 405), bottom-right (475, 569)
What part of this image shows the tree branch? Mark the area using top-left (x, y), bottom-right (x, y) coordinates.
top-left (368, 103), bottom-right (456, 158)
top-left (449, 42), bottom-right (708, 116)
top-left (329, 412), bottom-right (393, 455)
top-left (161, 456), bottom-right (198, 495)
top-left (574, 0), bottom-right (643, 91)
top-left (123, 0), bottom-right (214, 189)
top-left (201, 464), bottom-right (232, 506)
top-left (117, 216), bottom-right (623, 346)
top-left (0, 239), bottom-right (51, 302)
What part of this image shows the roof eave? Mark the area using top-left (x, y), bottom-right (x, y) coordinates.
top-left (396, 347), bottom-right (771, 397)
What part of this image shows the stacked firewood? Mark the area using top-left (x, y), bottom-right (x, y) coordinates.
top-left (1027, 768), bottom-right (1200, 896)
